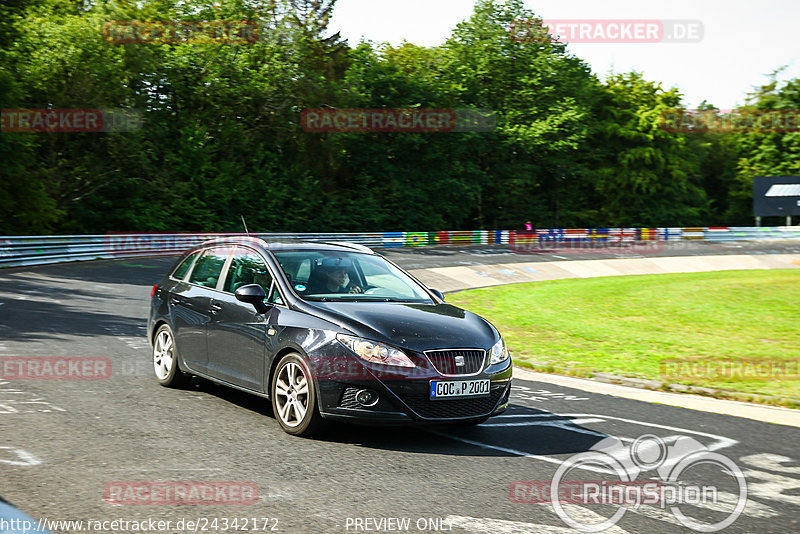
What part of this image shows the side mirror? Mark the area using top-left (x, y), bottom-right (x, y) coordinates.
top-left (430, 288), bottom-right (445, 301)
top-left (235, 284), bottom-right (270, 313)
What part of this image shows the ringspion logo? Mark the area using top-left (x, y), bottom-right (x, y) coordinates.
top-left (511, 434), bottom-right (746, 532)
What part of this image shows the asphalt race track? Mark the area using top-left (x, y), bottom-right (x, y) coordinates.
top-left (2, 246), bottom-right (800, 534)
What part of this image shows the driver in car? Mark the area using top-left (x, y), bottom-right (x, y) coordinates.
top-left (315, 258), bottom-right (363, 294)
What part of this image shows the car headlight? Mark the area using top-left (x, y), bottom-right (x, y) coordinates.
top-left (490, 337), bottom-right (509, 365)
top-left (337, 334), bottom-right (416, 368)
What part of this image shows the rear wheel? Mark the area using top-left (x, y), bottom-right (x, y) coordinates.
top-left (271, 353), bottom-right (325, 437)
top-left (153, 324), bottom-right (191, 388)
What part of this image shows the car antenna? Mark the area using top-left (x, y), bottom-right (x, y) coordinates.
top-left (240, 215), bottom-right (250, 235)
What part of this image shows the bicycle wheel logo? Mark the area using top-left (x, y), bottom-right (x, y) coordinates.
top-left (551, 434), bottom-right (747, 532)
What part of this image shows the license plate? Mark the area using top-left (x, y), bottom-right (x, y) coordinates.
top-left (430, 379), bottom-right (490, 400)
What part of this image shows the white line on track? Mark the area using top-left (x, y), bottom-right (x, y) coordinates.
top-left (514, 367), bottom-right (800, 428)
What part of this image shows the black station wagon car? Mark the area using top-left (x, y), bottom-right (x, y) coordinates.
top-left (147, 237), bottom-right (512, 436)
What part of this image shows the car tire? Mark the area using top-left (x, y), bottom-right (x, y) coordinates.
top-left (271, 352), bottom-right (325, 437)
top-left (152, 324), bottom-right (191, 388)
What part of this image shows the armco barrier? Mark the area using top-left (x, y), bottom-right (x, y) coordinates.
top-left (0, 227), bottom-right (799, 269)
top-left (703, 226), bottom-right (800, 241)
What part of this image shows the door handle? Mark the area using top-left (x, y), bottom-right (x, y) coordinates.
top-left (209, 303), bottom-right (223, 315)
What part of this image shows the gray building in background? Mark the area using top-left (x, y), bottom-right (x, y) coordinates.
top-left (753, 176), bottom-right (800, 225)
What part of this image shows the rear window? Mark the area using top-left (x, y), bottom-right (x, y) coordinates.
top-left (171, 251), bottom-right (199, 280)
top-left (188, 247), bottom-right (231, 289)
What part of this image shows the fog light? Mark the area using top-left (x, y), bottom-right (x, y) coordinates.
top-left (355, 389), bottom-right (378, 407)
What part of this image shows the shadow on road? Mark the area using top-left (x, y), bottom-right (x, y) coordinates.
top-left (181, 378), bottom-right (607, 459)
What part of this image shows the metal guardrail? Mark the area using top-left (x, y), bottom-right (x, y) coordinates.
top-left (0, 233), bottom-right (389, 268)
top-left (1, 227), bottom-right (799, 269)
top-left (703, 226), bottom-right (800, 241)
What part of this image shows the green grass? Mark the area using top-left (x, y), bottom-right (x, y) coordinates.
top-left (448, 270), bottom-right (800, 402)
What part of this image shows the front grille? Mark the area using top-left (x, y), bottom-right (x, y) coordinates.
top-left (401, 385), bottom-right (506, 419)
top-left (425, 349), bottom-right (486, 376)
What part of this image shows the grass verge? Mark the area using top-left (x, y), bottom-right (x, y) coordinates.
top-left (447, 269), bottom-right (800, 407)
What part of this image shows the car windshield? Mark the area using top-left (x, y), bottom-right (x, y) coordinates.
top-left (272, 250), bottom-right (433, 303)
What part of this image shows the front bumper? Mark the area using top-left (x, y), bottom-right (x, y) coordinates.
top-left (311, 346), bottom-right (513, 423)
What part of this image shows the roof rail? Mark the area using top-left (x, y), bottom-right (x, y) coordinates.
top-left (329, 242), bottom-right (374, 253)
top-left (199, 235), bottom-right (266, 247)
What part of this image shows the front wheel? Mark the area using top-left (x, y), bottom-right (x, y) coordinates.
top-left (153, 324), bottom-right (191, 388)
top-left (271, 353), bottom-right (325, 437)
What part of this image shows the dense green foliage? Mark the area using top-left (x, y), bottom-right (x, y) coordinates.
top-left (1, 0), bottom-right (798, 234)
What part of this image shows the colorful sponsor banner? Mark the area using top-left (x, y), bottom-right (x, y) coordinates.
top-left (587, 228), bottom-right (609, 242)
top-left (683, 227), bottom-right (705, 240)
top-left (536, 229), bottom-right (564, 243)
top-left (404, 232), bottom-right (428, 247)
top-left (637, 228), bottom-right (659, 241)
top-left (381, 232), bottom-right (404, 247)
top-left (609, 228), bottom-right (636, 242)
top-left (450, 231), bottom-right (473, 244)
top-left (564, 228), bottom-right (588, 242)
top-left (432, 231), bottom-right (450, 244)
top-left (662, 227), bottom-right (684, 240)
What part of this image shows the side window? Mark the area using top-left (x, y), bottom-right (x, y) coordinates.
top-left (172, 251), bottom-right (199, 280)
top-left (268, 283), bottom-right (284, 306)
top-left (188, 247), bottom-right (230, 289)
top-left (224, 248), bottom-right (273, 294)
